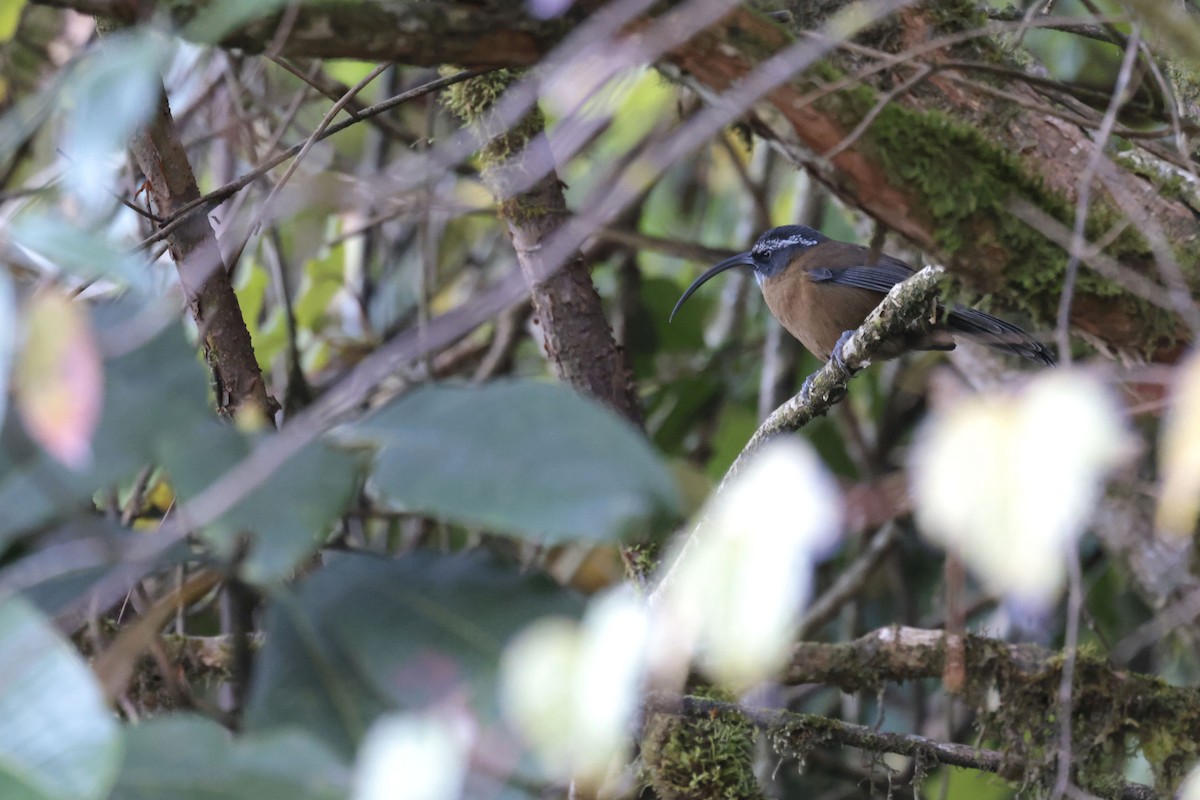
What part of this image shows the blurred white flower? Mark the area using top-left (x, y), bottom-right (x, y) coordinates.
top-left (1180, 761), bottom-right (1200, 800)
top-left (352, 711), bottom-right (472, 800)
top-left (1157, 351), bottom-right (1200, 538)
top-left (654, 439), bottom-right (842, 690)
top-left (910, 371), bottom-right (1131, 607)
top-left (499, 587), bottom-right (649, 788)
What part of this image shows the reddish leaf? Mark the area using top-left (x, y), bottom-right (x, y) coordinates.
top-left (14, 290), bottom-right (103, 469)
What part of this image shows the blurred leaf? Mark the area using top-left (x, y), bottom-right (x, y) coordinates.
top-left (0, 272), bottom-right (14, 430)
top-left (0, 595), bottom-right (121, 800)
top-left (706, 400), bottom-right (759, 480)
top-left (13, 289), bottom-right (102, 469)
top-left (346, 380), bottom-right (681, 543)
top-left (244, 550), bottom-right (585, 758)
top-left (160, 422), bottom-right (359, 585)
top-left (1157, 351), bottom-right (1200, 537)
top-left (1025, 29), bottom-right (1090, 83)
top-left (500, 587), bottom-right (647, 785)
top-left (352, 712), bottom-right (469, 800)
top-left (62, 32), bottom-right (164, 217)
top-left (910, 371), bottom-right (1132, 606)
top-left (0, 60), bottom-right (58, 167)
top-left (658, 440), bottom-right (841, 690)
top-left (294, 268), bottom-right (343, 333)
top-left (110, 716), bottom-right (348, 800)
top-left (185, 0), bottom-right (293, 45)
top-left (632, 277), bottom-right (710, 362)
top-left (10, 215), bottom-right (148, 289)
top-left (0, 302), bottom-right (209, 547)
top-left (0, 0), bottom-right (24, 42)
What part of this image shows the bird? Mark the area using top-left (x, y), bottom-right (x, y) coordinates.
top-left (670, 224), bottom-right (1055, 370)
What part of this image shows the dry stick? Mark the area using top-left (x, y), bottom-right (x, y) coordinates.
top-left (593, 227), bottom-right (737, 265)
top-left (798, 522), bottom-right (900, 639)
top-left (136, 0), bottom-right (725, 268)
top-left (128, 75), bottom-right (272, 417)
top-left (135, 0), bottom-right (684, 254)
top-left (228, 61), bottom-right (391, 272)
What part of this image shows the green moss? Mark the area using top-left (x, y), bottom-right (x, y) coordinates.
top-left (643, 686), bottom-right (763, 800)
top-left (971, 643), bottom-right (1200, 795)
top-left (441, 68), bottom-right (545, 171)
top-left (805, 63), bottom-right (1183, 354)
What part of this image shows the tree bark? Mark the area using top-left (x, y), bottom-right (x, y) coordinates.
top-left (444, 71), bottom-right (643, 425)
top-left (129, 89), bottom-right (272, 418)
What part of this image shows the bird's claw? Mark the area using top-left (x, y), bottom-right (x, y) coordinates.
top-left (800, 374), bottom-right (814, 403)
top-left (830, 330), bottom-right (856, 377)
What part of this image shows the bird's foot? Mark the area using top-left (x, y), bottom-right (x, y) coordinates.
top-left (800, 374), bottom-right (814, 404)
top-left (830, 330), bottom-right (857, 378)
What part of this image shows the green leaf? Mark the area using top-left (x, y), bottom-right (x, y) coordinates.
top-left (0, 1), bottom-right (26, 43)
top-left (0, 596), bottom-right (121, 800)
top-left (244, 550), bottom-right (585, 758)
top-left (110, 716), bottom-right (348, 800)
top-left (345, 380), bottom-right (681, 543)
top-left (0, 306), bottom-right (209, 546)
top-left (160, 422), bottom-right (360, 585)
top-left (61, 32), bottom-right (164, 217)
top-left (10, 216), bottom-right (149, 290)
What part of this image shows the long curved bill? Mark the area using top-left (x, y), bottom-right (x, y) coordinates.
top-left (669, 253), bottom-right (756, 322)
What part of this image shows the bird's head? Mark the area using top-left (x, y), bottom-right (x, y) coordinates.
top-left (670, 225), bottom-right (827, 321)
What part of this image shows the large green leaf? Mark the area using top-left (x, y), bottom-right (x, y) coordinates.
top-left (159, 422), bottom-right (360, 586)
top-left (0, 596), bottom-right (122, 800)
top-left (346, 380), bottom-right (681, 543)
top-left (110, 716), bottom-right (347, 800)
top-left (244, 550), bottom-right (585, 758)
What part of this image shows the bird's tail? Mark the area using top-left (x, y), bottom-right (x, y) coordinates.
top-left (945, 306), bottom-right (1056, 366)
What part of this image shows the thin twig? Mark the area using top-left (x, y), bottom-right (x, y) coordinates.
top-left (131, 69), bottom-right (488, 253)
top-left (798, 522), bottom-right (901, 639)
top-left (1052, 548), bottom-right (1086, 799)
top-left (1055, 25), bottom-right (1142, 365)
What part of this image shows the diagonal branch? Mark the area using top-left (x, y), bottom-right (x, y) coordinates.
top-left (720, 265), bottom-right (944, 486)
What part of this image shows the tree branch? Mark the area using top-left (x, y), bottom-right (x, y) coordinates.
top-left (784, 625), bottom-right (1200, 794)
top-left (650, 692), bottom-right (1158, 800)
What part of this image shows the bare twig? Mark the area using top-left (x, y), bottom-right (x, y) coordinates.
top-left (1055, 26), bottom-right (1143, 366)
top-left (132, 69), bottom-right (487, 253)
top-left (798, 522), bottom-right (901, 639)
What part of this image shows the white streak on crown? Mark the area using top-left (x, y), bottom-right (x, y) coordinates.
top-left (751, 233), bottom-right (819, 258)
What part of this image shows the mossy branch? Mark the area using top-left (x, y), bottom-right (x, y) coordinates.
top-left (784, 626), bottom-right (1200, 795)
top-left (648, 691), bottom-right (1157, 800)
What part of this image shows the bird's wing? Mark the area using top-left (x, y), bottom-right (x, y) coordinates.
top-left (807, 259), bottom-right (915, 294)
